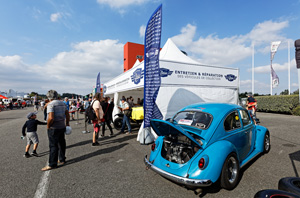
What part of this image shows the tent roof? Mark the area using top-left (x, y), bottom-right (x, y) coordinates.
top-left (132, 59), bottom-right (141, 67)
top-left (159, 38), bottom-right (200, 64)
top-left (0, 95), bottom-right (8, 99)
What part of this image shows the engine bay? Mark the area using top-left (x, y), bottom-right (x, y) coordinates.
top-left (161, 133), bottom-right (200, 164)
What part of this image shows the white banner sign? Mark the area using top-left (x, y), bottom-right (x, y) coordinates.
top-left (103, 60), bottom-right (239, 95)
top-left (271, 41), bottom-right (281, 61)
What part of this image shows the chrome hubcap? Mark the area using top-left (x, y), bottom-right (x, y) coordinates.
top-left (265, 134), bottom-right (270, 151)
top-left (227, 156), bottom-right (238, 183)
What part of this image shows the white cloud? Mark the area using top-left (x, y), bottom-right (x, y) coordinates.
top-left (50, 12), bottom-right (62, 22)
top-left (292, 83), bottom-right (298, 87)
top-left (240, 79), bottom-right (252, 86)
top-left (246, 59), bottom-right (296, 73)
top-left (0, 55), bottom-right (24, 69)
top-left (171, 20), bottom-right (290, 66)
top-left (245, 20), bottom-right (288, 46)
top-left (172, 24), bottom-right (251, 65)
top-left (139, 25), bottom-right (146, 38)
top-left (171, 24), bottom-right (196, 47)
top-left (97, 0), bottom-right (150, 9)
top-left (0, 39), bottom-right (124, 95)
top-left (240, 79), bottom-right (269, 93)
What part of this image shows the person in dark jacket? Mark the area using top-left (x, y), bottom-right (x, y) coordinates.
top-left (22, 112), bottom-right (46, 158)
top-left (107, 97), bottom-right (114, 123)
top-left (101, 97), bottom-right (114, 137)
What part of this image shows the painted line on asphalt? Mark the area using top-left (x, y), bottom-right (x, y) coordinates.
top-left (34, 166), bottom-right (51, 198)
top-left (116, 159), bottom-right (124, 163)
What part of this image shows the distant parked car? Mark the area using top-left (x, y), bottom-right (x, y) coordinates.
top-left (145, 103), bottom-right (270, 193)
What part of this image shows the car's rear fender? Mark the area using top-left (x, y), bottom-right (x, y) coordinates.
top-left (149, 136), bottom-right (164, 162)
top-left (254, 125), bottom-right (269, 153)
top-left (187, 140), bottom-right (238, 183)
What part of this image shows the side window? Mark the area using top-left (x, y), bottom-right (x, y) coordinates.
top-left (239, 110), bottom-right (251, 126)
top-left (224, 111), bottom-right (241, 131)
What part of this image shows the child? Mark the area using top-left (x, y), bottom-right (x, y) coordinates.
top-left (70, 101), bottom-right (76, 120)
top-left (22, 112), bottom-right (46, 158)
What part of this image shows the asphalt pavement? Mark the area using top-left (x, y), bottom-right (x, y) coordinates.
top-left (0, 108), bottom-right (299, 198)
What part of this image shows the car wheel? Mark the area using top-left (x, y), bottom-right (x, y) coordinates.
top-left (254, 189), bottom-right (300, 198)
top-left (220, 153), bottom-right (240, 190)
top-left (113, 117), bottom-right (123, 130)
top-left (278, 177), bottom-right (300, 196)
top-left (263, 131), bottom-right (271, 154)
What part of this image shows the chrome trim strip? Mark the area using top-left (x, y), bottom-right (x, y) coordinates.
top-left (144, 156), bottom-right (212, 187)
top-left (240, 152), bottom-right (260, 168)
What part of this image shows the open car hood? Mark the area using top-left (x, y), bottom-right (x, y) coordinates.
top-left (150, 119), bottom-right (203, 148)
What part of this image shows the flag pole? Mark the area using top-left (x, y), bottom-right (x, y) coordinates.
top-left (288, 41), bottom-right (291, 95)
top-left (270, 53), bottom-right (272, 96)
top-left (252, 43), bottom-right (254, 95)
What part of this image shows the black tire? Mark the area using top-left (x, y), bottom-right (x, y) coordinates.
top-left (263, 131), bottom-right (271, 154)
top-left (254, 189), bottom-right (300, 198)
top-left (113, 117), bottom-right (123, 130)
top-left (278, 177), bottom-right (300, 196)
top-left (220, 153), bottom-right (240, 190)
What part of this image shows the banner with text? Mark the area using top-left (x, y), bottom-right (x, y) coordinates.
top-left (271, 41), bottom-right (281, 61)
top-left (271, 65), bottom-right (279, 87)
top-left (96, 72), bottom-right (101, 93)
top-left (144, 4), bottom-right (163, 128)
top-left (270, 41), bottom-right (281, 88)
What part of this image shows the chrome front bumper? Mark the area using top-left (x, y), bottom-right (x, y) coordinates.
top-left (144, 156), bottom-right (212, 187)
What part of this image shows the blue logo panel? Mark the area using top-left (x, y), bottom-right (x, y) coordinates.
top-left (225, 74), bottom-right (237, 82)
top-left (160, 68), bottom-right (173, 77)
top-left (131, 68), bottom-right (144, 84)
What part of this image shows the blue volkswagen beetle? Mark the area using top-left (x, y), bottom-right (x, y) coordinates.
top-left (144, 103), bottom-right (270, 192)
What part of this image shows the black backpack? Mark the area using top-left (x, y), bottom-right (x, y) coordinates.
top-left (85, 100), bottom-right (97, 120)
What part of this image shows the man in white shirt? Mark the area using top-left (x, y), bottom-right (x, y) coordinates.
top-left (119, 98), bottom-right (132, 134)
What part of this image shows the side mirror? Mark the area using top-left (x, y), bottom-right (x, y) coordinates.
top-left (166, 118), bottom-right (173, 123)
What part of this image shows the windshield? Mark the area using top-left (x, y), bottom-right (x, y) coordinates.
top-left (173, 111), bottom-right (213, 130)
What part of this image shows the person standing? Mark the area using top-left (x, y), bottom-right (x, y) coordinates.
top-left (101, 97), bottom-right (114, 137)
top-left (41, 90), bottom-right (70, 171)
top-left (137, 98), bottom-right (142, 106)
top-left (91, 93), bottom-right (104, 146)
top-left (246, 93), bottom-right (257, 124)
top-left (108, 97), bottom-right (114, 124)
top-left (84, 98), bottom-right (90, 110)
top-left (70, 101), bottom-right (76, 120)
top-left (128, 96), bottom-right (134, 108)
top-left (34, 99), bottom-right (39, 111)
top-left (9, 101), bottom-right (13, 110)
top-left (63, 97), bottom-right (70, 111)
top-left (40, 100), bottom-right (45, 111)
top-left (84, 97), bottom-right (91, 124)
top-left (76, 99), bottom-right (81, 109)
top-left (119, 98), bottom-right (132, 134)
top-left (43, 99), bottom-right (50, 121)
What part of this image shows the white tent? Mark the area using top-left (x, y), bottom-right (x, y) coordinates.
top-left (104, 38), bottom-right (239, 120)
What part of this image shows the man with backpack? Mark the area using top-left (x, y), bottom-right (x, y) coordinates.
top-left (86, 93), bottom-right (104, 146)
top-left (84, 97), bottom-right (92, 124)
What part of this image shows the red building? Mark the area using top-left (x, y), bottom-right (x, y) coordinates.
top-left (123, 42), bottom-right (144, 72)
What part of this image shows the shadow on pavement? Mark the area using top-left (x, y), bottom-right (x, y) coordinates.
top-left (289, 150), bottom-right (300, 177)
top-left (200, 153), bottom-right (263, 197)
top-left (65, 143), bottom-right (128, 166)
top-left (66, 133), bottom-right (137, 150)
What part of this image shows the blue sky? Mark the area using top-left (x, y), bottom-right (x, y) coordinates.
top-left (1, 0), bottom-right (300, 95)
